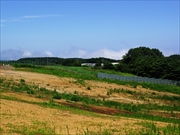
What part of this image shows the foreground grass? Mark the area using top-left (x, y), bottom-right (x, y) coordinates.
top-left (1, 66), bottom-right (180, 134)
top-left (5, 120), bottom-right (56, 135)
top-left (1, 94), bottom-right (180, 135)
top-left (0, 77), bottom-right (180, 124)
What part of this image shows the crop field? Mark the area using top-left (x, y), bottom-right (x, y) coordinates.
top-left (0, 65), bottom-right (180, 135)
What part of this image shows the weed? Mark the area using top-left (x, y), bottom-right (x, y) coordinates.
top-left (49, 97), bottom-right (55, 105)
top-left (162, 123), bottom-right (180, 135)
top-left (0, 78), bottom-right (4, 83)
top-left (75, 79), bottom-right (85, 86)
top-left (133, 85), bottom-right (137, 88)
top-left (20, 78), bottom-right (25, 83)
top-left (9, 120), bottom-right (56, 135)
top-left (0, 127), bottom-right (4, 133)
top-left (137, 122), bottom-right (180, 135)
top-left (74, 90), bottom-right (78, 94)
top-left (107, 91), bottom-right (111, 97)
top-left (27, 89), bottom-right (35, 94)
top-left (66, 125), bottom-right (70, 135)
top-left (52, 89), bottom-right (61, 99)
top-left (87, 86), bottom-right (91, 90)
top-left (140, 95), bottom-right (145, 100)
top-left (153, 95), bottom-right (180, 101)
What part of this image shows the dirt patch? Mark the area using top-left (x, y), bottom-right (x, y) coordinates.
top-left (56, 100), bottom-right (133, 115)
top-left (150, 110), bottom-right (180, 119)
top-left (0, 65), bottom-right (15, 70)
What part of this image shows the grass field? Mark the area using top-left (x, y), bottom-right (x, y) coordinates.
top-left (1, 65), bottom-right (180, 134)
top-left (16, 65), bottom-right (180, 94)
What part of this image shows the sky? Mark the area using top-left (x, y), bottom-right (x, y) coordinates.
top-left (0, 0), bottom-right (179, 60)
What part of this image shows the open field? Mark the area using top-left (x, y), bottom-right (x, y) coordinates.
top-left (0, 65), bottom-right (180, 134)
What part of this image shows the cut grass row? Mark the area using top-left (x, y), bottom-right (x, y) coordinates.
top-left (1, 93), bottom-right (180, 135)
top-left (0, 77), bottom-right (180, 124)
top-left (107, 88), bottom-right (180, 102)
top-left (1, 78), bottom-right (180, 112)
top-left (15, 65), bottom-right (180, 95)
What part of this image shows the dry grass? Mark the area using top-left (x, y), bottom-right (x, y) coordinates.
top-left (0, 68), bottom-right (179, 134)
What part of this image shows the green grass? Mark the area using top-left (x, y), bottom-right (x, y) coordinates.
top-left (1, 65), bottom-right (180, 126)
top-left (138, 122), bottom-right (180, 135)
top-left (108, 88), bottom-right (180, 102)
top-left (4, 117), bottom-right (180, 135)
top-left (2, 77), bottom-right (179, 113)
top-left (2, 65), bottom-right (180, 134)
top-left (1, 92), bottom-right (180, 125)
top-left (47, 65), bottom-right (135, 77)
top-left (102, 78), bottom-right (180, 95)
top-left (141, 82), bottom-right (180, 95)
top-left (15, 65), bottom-right (134, 81)
top-left (15, 65), bottom-right (180, 95)
top-left (8, 120), bottom-right (56, 135)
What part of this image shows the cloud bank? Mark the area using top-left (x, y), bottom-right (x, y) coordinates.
top-left (90, 48), bottom-right (128, 60)
top-left (1, 47), bottom-right (176, 61)
top-left (1, 49), bottom-right (54, 60)
top-left (1, 48), bottom-right (128, 60)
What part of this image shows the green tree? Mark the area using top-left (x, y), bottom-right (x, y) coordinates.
top-left (73, 59), bottom-right (81, 66)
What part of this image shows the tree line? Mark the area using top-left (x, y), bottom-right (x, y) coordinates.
top-left (15, 57), bottom-right (117, 66)
top-left (118, 47), bottom-right (180, 81)
top-left (4, 46), bottom-right (180, 81)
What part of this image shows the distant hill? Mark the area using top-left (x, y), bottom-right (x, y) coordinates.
top-left (16, 57), bottom-right (118, 66)
top-left (2, 46), bottom-right (180, 81)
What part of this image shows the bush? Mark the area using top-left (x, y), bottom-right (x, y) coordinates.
top-left (27, 89), bottom-right (35, 94)
top-left (87, 86), bottom-right (91, 90)
top-left (20, 79), bottom-right (25, 83)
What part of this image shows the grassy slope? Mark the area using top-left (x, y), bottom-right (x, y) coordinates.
top-left (1, 66), bottom-right (180, 134)
top-left (17, 65), bottom-right (180, 95)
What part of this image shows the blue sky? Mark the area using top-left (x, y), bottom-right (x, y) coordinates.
top-left (1, 1), bottom-right (179, 60)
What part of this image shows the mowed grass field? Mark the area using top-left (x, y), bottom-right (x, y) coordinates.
top-left (0, 65), bottom-right (180, 135)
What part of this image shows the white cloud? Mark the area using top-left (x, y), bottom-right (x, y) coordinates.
top-left (5, 48), bottom-right (176, 61)
top-left (90, 48), bottom-right (128, 60)
top-left (21, 14), bottom-right (62, 19)
top-left (161, 49), bottom-right (177, 57)
top-left (1, 49), bottom-right (55, 60)
top-left (57, 48), bottom-right (128, 60)
top-left (44, 51), bottom-right (53, 57)
top-left (0, 14), bottom-right (67, 26)
top-left (23, 50), bottom-right (32, 57)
